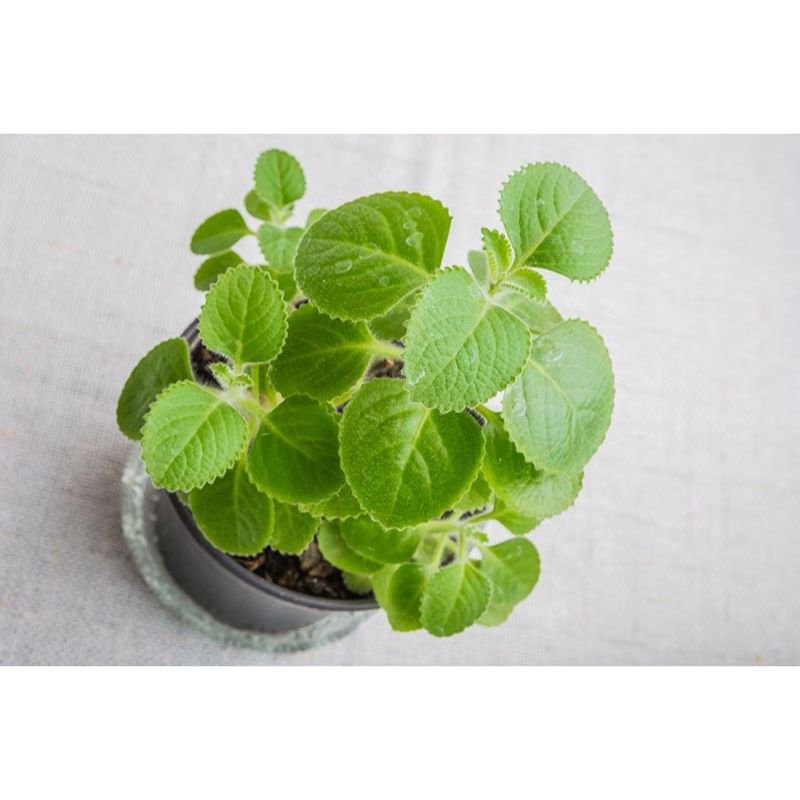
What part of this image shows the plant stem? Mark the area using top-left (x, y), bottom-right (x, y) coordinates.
top-left (371, 340), bottom-right (404, 360)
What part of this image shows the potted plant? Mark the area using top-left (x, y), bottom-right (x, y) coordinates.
top-left (117, 148), bottom-right (614, 644)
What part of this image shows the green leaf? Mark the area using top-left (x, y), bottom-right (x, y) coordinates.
top-left (453, 473), bottom-right (492, 513)
top-left (404, 267), bottom-right (530, 411)
top-left (467, 249), bottom-right (491, 289)
top-left (477, 600), bottom-right (516, 627)
top-left (193, 251), bottom-right (246, 292)
top-left (141, 381), bottom-right (248, 492)
top-left (305, 481), bottom-right (364, 521)
top-left (116, 338), bottom-right (193, 440)
top-left (268, 268), bottom-right (298, 302)
top-left (502, 320), bottom-right (614, 474)
top-left (340, 379), bottom-right (484, 528)
top-left (317, 519), bottom-right (382, 575)
top-left (419, 561), bottom-right (492, 637)
top-left (368, 295), bottom-right (415, 341)
top-left (244, 189), bottom-right (274, 222)
top-left (492, 499), bottom-right (541, 536)
top-left (492, 288), bottom-right (563, 334)
top-left (342, 571), bottom-right (373, 595)
top-left (478, 538), bottom-right (540, 622)
top-left (500, 163), bottom-right (613, 282)
top-left (483, 410), bottom-right (583, 518)
top-left (254, 149), bottom-right (306, 209)
top-left (270, 305), bottom-right (374, 401)
top-left (500, 268), bottom-right (547, 302)
top-left (246, 395), bottom-right (344, 504)
top-left (189, 460), bottom-right (274, 555)
top-left (295, 192), bottom-right (451, 321)
top-left (199, 265), bottom-right (287, 365)
top-left (481, 227), bottom-right (513, 280)
top-left (190, 209), bottom-right (252, 255)
top-left (372, 563), bottom-right (428, 632)
top-left (256, 223), bottom-right (304, 272)
top-left (338, 515), bottom-right (421, 564)
top-left (306, 208), bottom-right (327, 227)
top-left (270, 501), bottom-right (319, 555)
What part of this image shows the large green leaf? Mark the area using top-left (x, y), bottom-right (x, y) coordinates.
top-left (270, 305), bottom-right (374, 401)
top-left (483, 410), bottom-right (583, 518)
top-left (193, 251), bottom-right (245, 291)
top-left (317, 519), bottom-right (382, 575)
top-left (404, 266), bottom-right (531, 410)
top-left (339, 379), bottom-right (484, 528)
top-left (253, 149), bottom-right (306, 209)
top-left (141, 381), bottom-right (248, 491)
top-left (295, 192), bottom-right (451, 321)
top-left (256, 223), bottom-right (304, 272)
top-left (338, 515), bottom-right (421, 564)
top-left (419, 561), bottom-right (492, 637)
top-left (116, 338), bottom-right (193, 440)
top-left (372, 563), bottom-right (428, 632)
top-left (270, 501), bottom-right (319, 554)
top-left (199, 265), bottom-right (287, 365)
top-left (502, 320), bottom-right (614, 474)
top-left (491, 499), bottom-right (541, 536)
top-left (246, 396), bottom-right (344, 504)
top-left (478, 538), bottom-right (540, 609)
top-left (189, 460), bottom-right (274, 555)
top-left (500, 163), bottom-right (613, 282)
top-left (190, 209), bottom-right (252, 255)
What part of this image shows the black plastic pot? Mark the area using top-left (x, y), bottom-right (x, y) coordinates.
top-left (150, 321), bottom-right (378, 635)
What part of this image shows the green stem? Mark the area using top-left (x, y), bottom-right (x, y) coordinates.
top-left (250, 365), bottom-right (261, 405)
top-left (370, 339), bottom-right (404, 360)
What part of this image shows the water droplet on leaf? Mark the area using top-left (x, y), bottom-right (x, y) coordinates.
top-left (405, 232), bottom-right (423, 248)
top-left (334, 259), bottom-right (353, 274)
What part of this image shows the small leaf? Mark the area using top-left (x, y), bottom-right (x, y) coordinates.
top-left (340, 379), bottom-right (484, 528)
top-left (141, 381), bottom-right (248, 492)
top-left (342, 571), bottom-right (373, 595)
top-left (268, 268), bottom-right (298, 302)
top-left (295, 192), bottom-right (451, 321)
top-left (254, 149), bottom-right (306, 209)
top-left (247, 395), bottom-right (344, 504)
top-left (256, 223), bottom-right (304, 272)
top-left (306, 208), bottom-right (328, 227)
top-left (492, 288), bottom-right (563, 334)
top-left (500, 163), bottom-right (613, 281)
top-left (419, 561), bottom-right (491, 637)
top-left (116, 338), bottom-right (193, 440)
top-left (500, 268), bottom-right (547, 302)
top-left (368, 295), bottom-right (415, 341)
top-left (338, 515), bottom-right (421, 564)
top-left (271, 305), bottom-right (374, 401)
top-left (190, 209), bottom-right (252, 255)
top-left (492, 499), bottom-right (541, 536)
top-left (317, 519), bottom-right (382, 575)
top-left (467, 249), bottom-right (491, 289)
top-left (502, 320), bottom-right (614, 474)
top-left (404, 267), bottom-right (530, 411)
top-left (372, 563), bottom-right (428, 632)
top-left (244, 189), bottom-right (274, 221)
top-left (453, 473), bottom-right (492, 513)
top-left (305, 482), bottom-right (364, 521)
top-left (270, 501), bottom-right (319, 554)
top-left (193, 251), bottom-right (245, 291)
top-left (189, 460), bottom-right (274, 555)
top-left (478, 538), bottom-right (540, 617)
top-left (483, 410), bottom-right (583, 518)
top-left (481, 227), bottom-right (512, 280)
top-left (199, 265), bottom-right (287, 365)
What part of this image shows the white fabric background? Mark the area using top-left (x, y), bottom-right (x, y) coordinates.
top-left (0, 135), bottom-right (797, 665)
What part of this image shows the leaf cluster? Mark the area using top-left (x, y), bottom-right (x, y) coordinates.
top-left (117, 150), bottom-right (615, 637)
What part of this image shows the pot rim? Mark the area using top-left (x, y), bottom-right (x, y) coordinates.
top-left (176, 318), bottom-right (379, 613)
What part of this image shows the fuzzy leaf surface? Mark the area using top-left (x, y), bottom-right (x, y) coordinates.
top-left (340, 379), bottom-right (484, 528)
top-left (317, 520), bottom-right (382, 575)
top-left (478, 538), bottom-right (540, 610)
top-left (483, 410), bottom-right (583, 518)
top-left (492, 500), bottom-right (541, 536)
top-left (253, 149), bottom-right (306, 208)
top-left (190, 209), bottom-right (251, 255)
top-left (453, 473), bottom-right (492, 513)
top-left (270, 502), bottom-right (319, 555)
top-left (500, 268), bottom-right (547, 302)
top-left (372, 563), bottom-right (428, 631)
top-left (271, 305), bottom-right (374, 400)
top-left (257, 223), bottom-right (304, 272)
top-left (244, 189), bottom-right (274, 221)
top-left (193, 251), bottom-right (245, 291)
top-left (247, 395), bottom-right (344, 504)
top-left (116, 338), bottom-right (193, 440)
top-left (467, 249), bottom-right (491, 289)
top-left (404, 267), bottom-right (530, 410)
top-left (295, 192), bottom-right (451, 320)
top-left (492, 289), bottom-right (562, 333)
top-left (338, 516), bottom-right (421, 564)
top-left (481, 227), bottom-right (513, 280)
top-left (420, 561), bottom-right (491, 637)
top-left (502, 320), bottom-right (614, 474)
top-left (199, 266), bottom-right (287, 365)
top-left (189, 460), bottom-right (274, 555)
top-left (141, 381), bottom-right (248, 492)
top-left (368, 295), bottom-right (415, 341)
top-left (500, 163), bottom-right (612, 281)
top-left (305, 482), bottom-right (364, 521)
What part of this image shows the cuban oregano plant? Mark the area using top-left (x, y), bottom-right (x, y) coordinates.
top-left (117, 149), bottom-right (614, 637)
